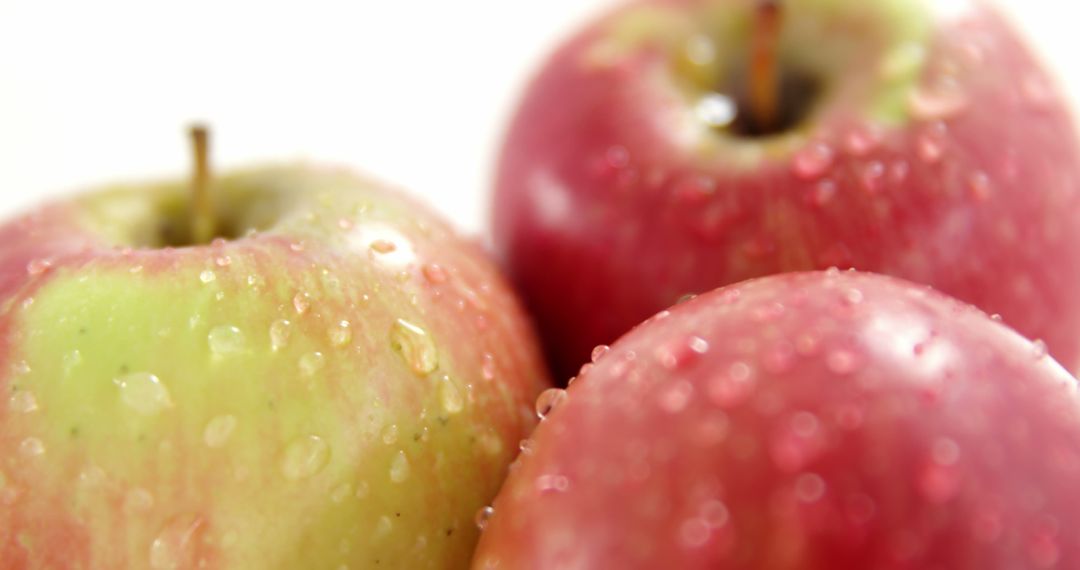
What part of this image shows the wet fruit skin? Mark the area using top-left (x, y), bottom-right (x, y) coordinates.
top-left (0, 166), bottom-right (550, 569)
top-left (493, 0), bottom-right (1080, 381)
top-left (473, 271), bottom-right (1080, 569)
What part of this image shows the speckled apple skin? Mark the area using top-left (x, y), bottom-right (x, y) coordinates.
top-left (493, 0), bottom-right (1080, 380)
top-left (0, 165), bottom-right (550, 569)
top-left (474, 271), bottom-right (1080, 569)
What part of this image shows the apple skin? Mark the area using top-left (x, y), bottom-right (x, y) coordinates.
top-left (493, 0), bottom-right (1080, 381)
top-left (473, 270), bottom-right (1080, 569)
top-left (0, 165), bottom-right (550, 569)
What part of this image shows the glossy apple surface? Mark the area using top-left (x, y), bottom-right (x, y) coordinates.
top-left (493, 0), bottom-right (1080, 380)
top-left (0, 166), bottom-right (549, 569)
top-left (474, 271), bottom-right (1080, 569)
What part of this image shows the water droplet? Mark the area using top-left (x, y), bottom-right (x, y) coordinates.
top-left (63, 350), bottom-right (82, 375)
top-left (299, 352), bottom-right (326, 377)
top-left (535, 473), bottom-right (570, 493)
top-left (208, 325), bottom-right (246, 356)
top-left (9, 390), bottom-right (38, 413)
top-left (116, 372), bottom-right (174, 416)
top-left (1032, 339), bottom-right (1048, 359)
top-left (289, 241), bottom-right (305, 252)
top-left (148, 515), bottom-right (203, 569)
top-left (696, 93), bottom-right (736, 128)
top-left (700, 500), bottom-right (730, 527)
top-left (203, 415), bottom-right (238, 448)
top-left (968, 171), bottom-right (992, 201)
top-left (329, 320), bottom-right (352, 347)
top-left (519, 439), bottom-right (536, 456)
top-left (390, 318), bottom-right (438, 376)
top-left (281, 435), bottom-right (330, 480)
top-left (932, 437), bottom-right (960, 465)
top-left (26, 258), bottom-right (53, 276)
top-left (293, 292), bottom-right (311, 315)
top-left (844, 126), bottom-right (881, 156)
top-left (826, 349), bottom-right (861, 375)
top-left (535, 388), bottom-right (568, 420)
top-left (591, 345), bottom-right (610, 363)
top-left (680, 518), bottom-right (711, 548)
top-left (331, 483), bottom-right (353, 503)
top-left (389, 451), bottom-right (411, 483)
top-left (19, 437), bottom-right (45, 457)
top-left (125, 487), bottom-right (155, 512)
top-left (422, 263), bottom-right (449, 284)
top-left (859, 161), bottom-right (886, 194)
top-left (372, 516), bottom-right (393, 541)
top-left (198, 270), bottom-right (216, 284)
top-left (78, 465), bottom-right (106, 488)
top-left (381, 424), bottom-right (399, 445)
top-left (475, 506), bottom-right (495, 530)
top-left (792, 143), bottom-right (835, 180)
top-left (439, 376), bottom-right (465, 414)
top-left (481, 353), bottom-right (496, 381)
top-left (795, 472), bottom-right (826, 502)
top-left (917, 123), bottom-right (947, 164)
top-left (270, 319), bottom-right (291, 352)
top-left (214, 255), bottom-right (231, 267)
top-left (354, 481), bottom-right (370, 499)
top-left (908, 83), bottom-right (968, 120)
top-left (708, 362), bottom-right (755, 408)
top-left (370, 239), bottom-right (397, 254)
top-left (659, 380), bottom-right (694, 413)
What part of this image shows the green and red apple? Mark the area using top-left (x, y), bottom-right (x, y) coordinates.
top-left (0, 164), bottom-right (549, 568)
top-left (475, 271), bottom-right (1080, 568)
top-left (493, 0), bottom-right (1080, 380)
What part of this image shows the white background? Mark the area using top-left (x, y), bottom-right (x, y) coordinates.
top-left (0, 0), bottom-right (1074, 234)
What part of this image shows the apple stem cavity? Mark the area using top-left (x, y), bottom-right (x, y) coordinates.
top-left (189, 124), bottom-right (215, 244)
top-left (748, 0), bottom-right (782, 134)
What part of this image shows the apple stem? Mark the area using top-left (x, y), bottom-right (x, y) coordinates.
top-left (748, 0), bottom-right (782, 133)
top-left (189, 124), bottom-right (215, 244)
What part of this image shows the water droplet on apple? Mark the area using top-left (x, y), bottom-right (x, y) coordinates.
top-left (63, 350), bottom-right (82, 375)
top-left (370, 239), bottom-right (397, 254)
top-left (116, 372), bottom-right (174, 416)
top-left (859, 161), bottom-right (886, 194)
top-left (390, 318), bottom-right (438, 376)
top-left (590, 345), bottom-right (610, 363)
top-left (203, 415), bottom-right (238, 448)
top-left (1032, 339), bottom-right (1048, 359)
top-left (696, 93), bottom-right (737, 128)
top-left (381, 424), bottom-right (399, 445)
top-left (214, 255), bottom-right (231, 267)
top-left (519, 438), bottom-right (536, 456)
top-left (198, 270), bottom-right (216, 284)
top-left (708, 362), bottom-right (755, 408)
top-left (968, 171), bottom-right (992, 201)
top-left (826, 349), bottom-right (861, 375)
top-left (535, 388), bottom-right (568, 420)
top-left (9, 390), bottom-right (38, 413)
top-left (148, 514), bottom-right (203, 569)
top-left (299, 352), bottom-right (326, 377)
top-left (422, 263), bottom-right (449, 284)
top-left (809, 180), bottom-right (837, 207)
top-left (389, 450), bottom-right (411, 483)
top-left (844, 126), bottom-right (881, 156)
top-left (355, 481), bottom-right (370, 499)
top-left (330, 482), bottom-right (353, 503)
top-left (207, 325), bottom-right (246, 356)
top-left (475, 506), bottom-right (496, 530)
top-left (281, 435), bottom-right (330, 480)
top-left (439, 375), bottom-right (465, 414)
top-left (270, 319), bottom-right (291, 352)
top-left (372, 515), bottom-right (393, 541)
top-left (293, 292), bottom-right (311, 315)
top-left (908, 82), bottom-right (968, 121)
top-left (796, 472), bottom-right (826, 502)
top-left (680, 518), bottom-right (711, 548)
top-left (659, 380), bottom-right (694, 413)
top-left (535, 473), bottom-right (570, 493)
top-left (792, 143), bottom-right (835, 180)
top-left (124, 487), bottom-right (155, 512)
top-left (329, 320), bottom-right (352, 347)
top-left (19, 437), bottom-right (45, 457)
top-left (917, 123), bottom-right (947, 164)
top-left (26, 258), bottom-right (53, 276)
top-left (481, 353), bottom-right (496, 381)
top-left (78, 464), bottom-right (106, 488)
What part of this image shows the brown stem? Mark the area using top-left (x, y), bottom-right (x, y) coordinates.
top-left (749, 0), bottom-right (782, 133)
top-left (189, 124), bottom-right (214, 244)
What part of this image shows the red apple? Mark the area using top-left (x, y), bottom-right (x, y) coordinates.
top-left (473, 270), bottom-right (1080, 569)
top-left (0, 159), bottom-right (549, 568)
top-left (493, 0), bottom-right (1080, 380)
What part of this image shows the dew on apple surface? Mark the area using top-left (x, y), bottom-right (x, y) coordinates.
top-left (207, 325), bottom-right (247, 356)
top-left (293, 292), bottom-right (312, 315)
top-left (792, 143), bottom-right (835, 181)
top-left (381, 424), bottom-right (399, 445)
top-left (62, 349), bottom-right (83, 375)
top-left (371, 516), bottom-right (393, 541)
top-left (116, 372), bottom-right (174, 416)
top-left (908, 82), bottom-right (969, 121)
top-left (481, 353), bottom-right (497, 381)
top-left (354, 480), bottom-right (370, 499)
top-left (148, 514), bottom-right (203, 570)
top-left (916, 123), bottom-right (948, 164)
top-left (299, 352), bottom-right (326, 377)
top-left (124, 487), bottom-right (155, 513)
top-left (330, 483), bottom-right (352, 504)
top-left (535, 388), bottom-right (568, 420)
top-left (269, 319), bottom-right (291, 352)
top-left (390, 318), bottom-right (438, 376)
top-left (18, 437), bottom-right (45, 457)
top-left (389, 450), bottom-right (411, 483)
top-left (421, 263), bottom-right (449, 285)
top-left (475, 506), bottom-right (495, 530)
top-left (8, 390), bottom-right (38, 413)
top-left (26, 258), bottom-right (53, 276)
top-left (203, 414), bottom-right (238, 448)
top-left (591, 345), bottom-right (610, 363)
top-left (438, 375), bottom-right (465, 415)
top-left (328, 320), bottom-right (352, 347)
top-left (280, 435), bottom-right (331, 481)
top-left (198, 270), bottom-right (216, 284)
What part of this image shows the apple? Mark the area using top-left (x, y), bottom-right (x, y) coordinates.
top-left (473, 270), bottom-right (1080, 569)
top-left (0, 140), bottom-right (550, 568)
top-left (492, 0), bottom-right (1080, 380)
